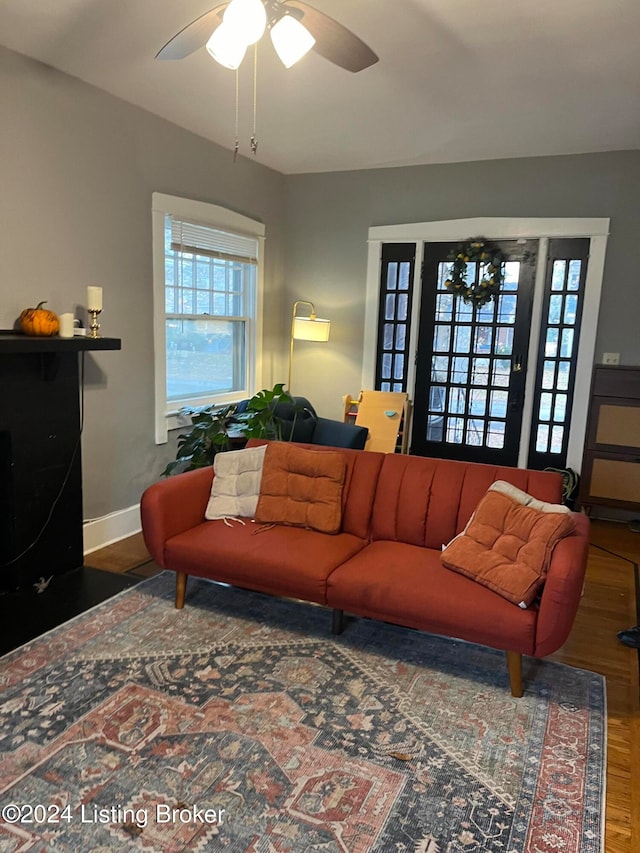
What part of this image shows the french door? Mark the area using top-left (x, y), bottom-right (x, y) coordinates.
top-left (411, 241), bottom-right (537, 465)
top-left (368, 218), bottom-right (607, 473)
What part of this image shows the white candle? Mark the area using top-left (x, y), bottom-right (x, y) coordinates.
top-left (87, 286), bottom-right (103, 311)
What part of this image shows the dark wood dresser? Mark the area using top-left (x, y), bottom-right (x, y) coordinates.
top-left (579, 364), bottom-right (640, 514)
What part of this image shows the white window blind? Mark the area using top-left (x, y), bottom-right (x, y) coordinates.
top-left (170, 217), bottom-right (259, 265)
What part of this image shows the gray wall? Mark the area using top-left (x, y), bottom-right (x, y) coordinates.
top-left (284, 152), bottom-right (640, 419)
top-left (4, 42), bottom-right (639, 526)
top-left (1, 46), bottom-right (287, 519)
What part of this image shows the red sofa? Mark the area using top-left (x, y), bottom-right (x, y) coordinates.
top-left (140, 440), bottom-right (589, 697)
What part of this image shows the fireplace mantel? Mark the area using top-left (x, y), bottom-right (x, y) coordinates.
top-left (0, 331), bottom-right (121, 352)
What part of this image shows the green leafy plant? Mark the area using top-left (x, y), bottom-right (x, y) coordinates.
top-left (162, 383), bottom-right (296, 477)
top-left (237, 383), bottom-right (295, 440)
top-left (162, 403), bottom-right (238, 477)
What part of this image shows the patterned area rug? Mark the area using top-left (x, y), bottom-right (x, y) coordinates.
top-left (0, 573), bottom-right (605, 852)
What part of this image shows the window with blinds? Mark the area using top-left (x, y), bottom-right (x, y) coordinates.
top-left (165, 215), bottom-right (258, 405)
top-left (152, 193), bottom-right (264, 443)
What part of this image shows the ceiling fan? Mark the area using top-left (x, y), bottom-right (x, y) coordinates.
top-left (155, 0), bottom-right (378, 73)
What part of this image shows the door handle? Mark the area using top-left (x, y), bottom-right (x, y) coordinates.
top-left (513, 355), bottom-right (524, 373)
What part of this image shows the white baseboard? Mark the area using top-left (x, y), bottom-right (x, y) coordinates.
top-left (83, 504), bottom-right (141, 555)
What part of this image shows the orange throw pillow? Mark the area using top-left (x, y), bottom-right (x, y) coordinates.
top-left (441, 489), bottom-right (575, 607)
top-left (255, 443), bottom-right (346, 534)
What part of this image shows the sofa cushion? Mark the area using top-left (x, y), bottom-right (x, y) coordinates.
top-left (440, 488), bottom-right (575, 607)
top-left (165, 521), bottom-right (367, 605)
top-left (442, 478), bottom-right (572, 549)
top-left (205, 444), bottom-right (267, 521)
top-left (246, 440), bottom-right (385, 540)
top-left (326, 540), bottom-right (538, 655)
top-left (255, 443), bottom-right (347, 534)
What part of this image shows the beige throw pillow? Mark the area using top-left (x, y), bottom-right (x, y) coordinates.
top-left (488, 480), bottom-right (571, 515)
top-left (205, 444), bottom-right (267, 521)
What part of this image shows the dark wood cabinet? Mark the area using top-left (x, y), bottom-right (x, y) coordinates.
top-left (579, 365), bottom-right (640, 513)
top-left (0, 333), bottom-right (121, 591)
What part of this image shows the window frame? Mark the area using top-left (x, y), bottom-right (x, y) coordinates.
top-left (152, 192), bottom-right (265, 444)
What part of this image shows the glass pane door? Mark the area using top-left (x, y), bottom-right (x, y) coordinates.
top-left (411, 241), bottom-right (537, 466)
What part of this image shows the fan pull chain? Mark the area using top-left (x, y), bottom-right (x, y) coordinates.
top-left (233, 68), bottom-right (239, 162)
top-left (250, 43), bottom-right (258, 156)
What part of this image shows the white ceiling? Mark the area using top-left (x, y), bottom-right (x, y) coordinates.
top-left (2, 0), bottom-right (639, 174)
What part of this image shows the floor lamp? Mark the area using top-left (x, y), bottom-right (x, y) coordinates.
top-left (288, 300), bottom-right (331, 392)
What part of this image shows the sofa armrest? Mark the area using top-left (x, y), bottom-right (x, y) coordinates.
top-left (140, 467), bottom-right (213, 568)
top-left (533, 512), bottom-right (590, 657)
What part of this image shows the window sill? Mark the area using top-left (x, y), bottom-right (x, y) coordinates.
top-left (164, 392), bottom-right (249, 436)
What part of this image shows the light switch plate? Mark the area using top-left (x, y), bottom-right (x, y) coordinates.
top-left (602, 352), bottom-right (620, 365)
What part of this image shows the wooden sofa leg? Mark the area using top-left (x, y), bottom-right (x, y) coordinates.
top-left (175, 572), bottom-right (188, 609)
top-left (332, 609), bottom-right (344, 635)
top-left (506, 651), bottom-right (523, 698)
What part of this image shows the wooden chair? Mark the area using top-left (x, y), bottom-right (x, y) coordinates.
top-left (343, 391), bottom-right (411, 453)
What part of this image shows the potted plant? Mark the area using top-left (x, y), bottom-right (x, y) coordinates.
top-left (162, 383), bottom-right (297, 476)
top-left (235, 383), bottom-right (300, 441)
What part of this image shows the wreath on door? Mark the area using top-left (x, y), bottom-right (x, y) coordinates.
top-left (444, 238), bottom-right (504, 307)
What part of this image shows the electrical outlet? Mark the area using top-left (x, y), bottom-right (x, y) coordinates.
top-left (603, 352), bottom-right (620, 365)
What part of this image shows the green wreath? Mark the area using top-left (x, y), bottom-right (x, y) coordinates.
top-left (444, 238), bottom-right (504, 307)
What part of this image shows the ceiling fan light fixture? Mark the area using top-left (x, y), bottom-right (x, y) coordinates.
top-left (223, 0), bottom-right (267, 46)
top-left (270, 15), bottom-right (316, 68)
top-left (205, 22), bottom-right (248, 69)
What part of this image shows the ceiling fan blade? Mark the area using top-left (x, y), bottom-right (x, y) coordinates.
top-left (155, 4), bottom-right (228, 60)
top-left (284, 1), bottom-right (378, 72)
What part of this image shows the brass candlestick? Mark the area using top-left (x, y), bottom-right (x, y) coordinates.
top-left (88, 308), bottom-right (102, 338)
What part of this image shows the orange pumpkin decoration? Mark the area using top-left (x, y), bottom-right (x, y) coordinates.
top-left (19, 301), bottom-right (60, 337)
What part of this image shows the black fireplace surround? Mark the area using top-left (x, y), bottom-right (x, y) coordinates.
top-left (0, 333), bottom-right (120, 592)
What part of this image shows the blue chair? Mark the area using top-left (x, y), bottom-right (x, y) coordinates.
top-left (272, 397), bottom-right (368, 450)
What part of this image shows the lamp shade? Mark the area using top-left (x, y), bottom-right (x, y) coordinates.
top-left (223, 0), bottom-right (267, 46)
top-left (206, 22), bottom-right (247, 69)
top-left (270, 16), bottom-right (316, 68)
top-left (293, 316), bottom-right (331, 341)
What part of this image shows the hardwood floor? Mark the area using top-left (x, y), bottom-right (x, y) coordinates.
top-left (548, 519), bottom-right (640, 853)
top-left (7, 521), bottom-right (640, 851)
top-left (86, 532), bottom-right (162, 579)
